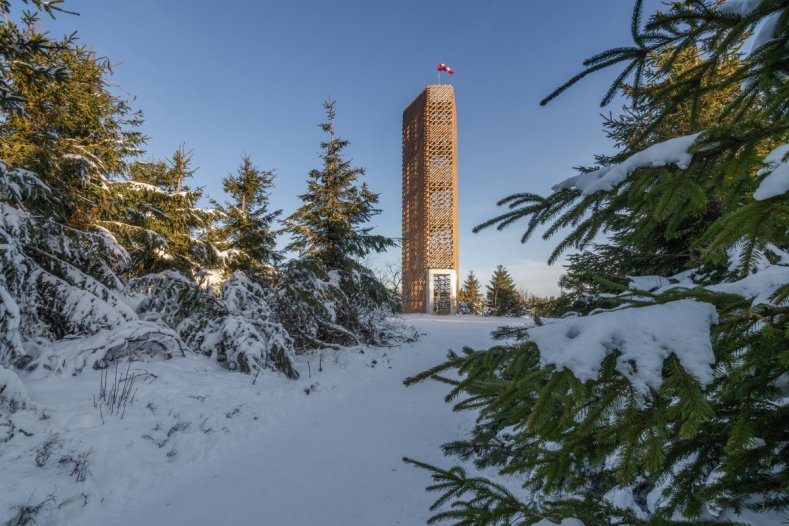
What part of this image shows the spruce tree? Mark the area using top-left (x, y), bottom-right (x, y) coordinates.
top-left (98, 147), bottom-right (219, 276)
top-left (485, 265), bottom-right (522, 316)
top-left (169, 145), bottom-right (193, 193)
top-left (285, 100), bottom-right (395, 268)
top-left (131, 144), bottom-right (195, 193)
top-left (458, 270), bottom-right (484, 314)
top-left (0, 39), bottom-right (144, 226)
top-left (406, 1), bottom-right (789, 524)
top-left (212, 154), bottom-right (282, 278)
top-left (278, 101), bottom-right (399, 350)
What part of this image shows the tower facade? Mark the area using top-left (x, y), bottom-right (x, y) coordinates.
top-left (401, 85), bottom-right (459, 314)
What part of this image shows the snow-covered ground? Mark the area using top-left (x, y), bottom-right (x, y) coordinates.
top-left (2, 314), bottom-right (525, 526)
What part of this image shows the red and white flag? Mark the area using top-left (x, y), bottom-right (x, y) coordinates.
top-left (437, 63), bottom-right (455, 75)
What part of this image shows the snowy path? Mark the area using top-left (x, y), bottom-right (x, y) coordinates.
top-left (83, 315), bottom-right (518, 526)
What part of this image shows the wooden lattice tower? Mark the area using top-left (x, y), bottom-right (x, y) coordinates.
top-left (401, 85), bottom-right (459, 314)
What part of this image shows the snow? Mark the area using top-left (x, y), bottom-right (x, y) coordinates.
top-left (628, 275), bottom-right (670, 291)
top-left (0, 284), bottom-right (23, 363)
top-left (553, 133), bottom-right (700, 195)
top-left (719, 0), bottom-right (763, 15)
top-left (327, 268), bottom-right (342, 285)
top-left (30, 320), bottom-right (184, 375)
top-left (753, 143), bottom-right (789, 200)
top-left (0, 314), bottom-right (527, 526)
top-left (749, 11), bottom-right (782, 54)
top-left (605, 485), bottom-right (648, 520)
top-left (745, 437), bottom-right (767, 450)
top-left (726, 241), bottom-right (769, 272)
top-left (767, 243), bottom-right (789, 265)
top-left (123, 180), bottom-right (167, 194)
top-left (194, 267), bottom-right (225, 291)
top-left (531, 519), bottom-right (585, 526)
top-left (707, 264), bottom-right (789, 305)
top-left (153, 246), bottom-right (174, 260)
top-left (28, 265), bottom-right (136, 332)
top-left (527, 300), bottom-right (718, 393)
top-left (0, 365), bottom-right (31, 412)
top-left (631, 251), bottom-right (788, 306)
top-left (632, 269), bottom-right (700, 297)
top-left (0, 162), bottom-right (50, 202)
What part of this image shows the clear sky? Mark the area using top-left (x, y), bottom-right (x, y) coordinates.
top-left (44, 0), bottom-right (661, 296)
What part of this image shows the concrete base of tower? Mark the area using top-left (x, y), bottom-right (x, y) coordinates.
top-left (425, 269), bottom-right (457, 315)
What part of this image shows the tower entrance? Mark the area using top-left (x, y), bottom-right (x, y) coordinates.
top-left (432, 273), bottom-right (451, 314)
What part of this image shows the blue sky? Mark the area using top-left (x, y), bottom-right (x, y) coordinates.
top-left (44, 0), bottom-right (661, 295)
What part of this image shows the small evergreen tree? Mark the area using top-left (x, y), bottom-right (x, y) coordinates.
top-left (211, 154), bottom-right (282, 279)
top-left (168, 145), bottom-right (193, 193)
top-left (458, 270), bottom-right (484, 314)
top-left (98, 147), bottom-right (219, 276)
top-left (131, 144), bottom-right (196, 193)
top-left (485, 265), bottom-right (522, 316)
top-left (285, 100), bottom-right (395, 268)
top-left (520, 292), bottom-right (560, 318)
top-left (278, 101), bottom-right (401, 350)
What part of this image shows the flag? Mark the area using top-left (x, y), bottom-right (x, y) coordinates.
top-left (437, 63), bottom-right (455, 75)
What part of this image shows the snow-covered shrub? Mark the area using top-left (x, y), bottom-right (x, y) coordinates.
top-left (21, 220), bottom-right (136, 341)
top-left (274, 258), bottom-right (346, 350)
top-left (337, 261), bottom-right (398, 344)
top-left (219, 271), bottom-right (298, 377)
top-left (1, 164), bottom-right (46, 364)
top-left (25, 321), bottom-right (185, 375)
top-left (0, 162), bottom-right (187, 373)
top-left (132, 270), bottom-right (298, 378)
top-left (1, 164), bottom-right (127, 359)
top-left (275, 257), bottom-right (398, 351)
top-left (0, 365), bottom-right (31, 413)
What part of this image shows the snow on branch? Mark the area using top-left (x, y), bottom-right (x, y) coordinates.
top-left (553, 133), bottom-right (700, 195)
top-left (0, 161), bottom-right (50, 206)
top-left (753, 143), bottom-right (789, 201)
top-left (718, 0), bottom-right (763, 16)
top-left (527, 299), bottom-right (718, 394)
top-left (749, 11), bottom-right (782, 54)
top-left (719, 1), bottom-right (785, 58)
top-left (627, 275), bottom-right (671, 291)
top-left (531, 519), bottom-right (586, 526)
top-left (707, 264), bottom-right (789, 305)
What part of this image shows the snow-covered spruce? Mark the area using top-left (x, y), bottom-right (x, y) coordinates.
top-left (131, 270), bottom-right (298, 378)
top-left (275, 257), bottom-right (401, 351)
top-left (1, 162), bottom-right (141, 368)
